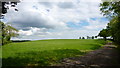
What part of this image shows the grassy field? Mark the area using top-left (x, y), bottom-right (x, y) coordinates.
top-left (1, 39), bottom-right (105, 66)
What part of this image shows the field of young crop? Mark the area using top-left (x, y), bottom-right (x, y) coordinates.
top-left (1, 39), bottom-right (105, 66)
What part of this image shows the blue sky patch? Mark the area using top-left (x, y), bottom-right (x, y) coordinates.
top-left (91, 18), bottom-right (97, 20)
top-left (90, 17), bottom-right (108, 22)
top-left (79, 20), bottom-right (89, 26)
top-left (67, 20), bottom-right (89, 29)
top-left (100, 17), bottom-right (108, 22)
top-left (67, 22), bottom-right (80, 28)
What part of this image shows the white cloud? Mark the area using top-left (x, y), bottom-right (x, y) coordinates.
top-left (4, 0), bottom-right (108, 40)
top-left (83, 19), bottom-right (108, 30)
top-left (21, 0), bottom-right (73, 2)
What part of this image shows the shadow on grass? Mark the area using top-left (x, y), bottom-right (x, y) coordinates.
top-left (2, 49), bottom-right (86, 67)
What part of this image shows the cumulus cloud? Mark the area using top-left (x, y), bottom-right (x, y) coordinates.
top-left (5, 2), bottom-right (68, 30)
top-left (3, 0), bottom-right (108, 40)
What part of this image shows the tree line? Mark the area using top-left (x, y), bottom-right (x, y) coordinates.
top-left (79, 36), bottom-right (97, 39)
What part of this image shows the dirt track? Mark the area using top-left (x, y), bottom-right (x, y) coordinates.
top-left (58, 43), bottom-right (120, 68)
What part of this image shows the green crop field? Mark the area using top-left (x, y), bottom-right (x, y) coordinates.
top-left (0, 39), bottom-right (105, 66)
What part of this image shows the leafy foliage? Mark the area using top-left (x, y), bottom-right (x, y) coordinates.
top-left (100, 1), bottom-right (120, 44)
top-left (100, 1), bottom-right (120, 18)
top-left (0, 22), bottom-right (19, 45)
top-left (98, 29), bottom-right (110, 40)
top-left (0, 1), bottom-right (20, 19)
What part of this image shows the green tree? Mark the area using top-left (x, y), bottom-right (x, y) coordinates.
top-left (106, 17), bottom-right (119, 40)
top-left (92, 36), bottom-right (94, 39)
top-left (95, 36), bottom-right (98, 38)
top-left (0, 1), bottom-right (20, 45)
top-left (98, 29), bottom-right (110, 40)
top-left (79, 37), bottom-right (81, 39)
top-left (87, 36), bottom-right (90, 39)
top-left (0, 0), bottom-right (20, 19)
top-left (82, 37), bottom-right (85, 39)
top-left (0, 22), bottom-right (19, 45)
top-left (100, 2), bottom-right (120, 18)
top-left (100, 1), bottom-right (120, 44)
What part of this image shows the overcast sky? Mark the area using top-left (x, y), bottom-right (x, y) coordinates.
top-left (2, 0), bottom-right (109, 40)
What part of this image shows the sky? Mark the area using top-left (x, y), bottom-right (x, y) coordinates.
top-left (2, 0), bottom-right (109, 40)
